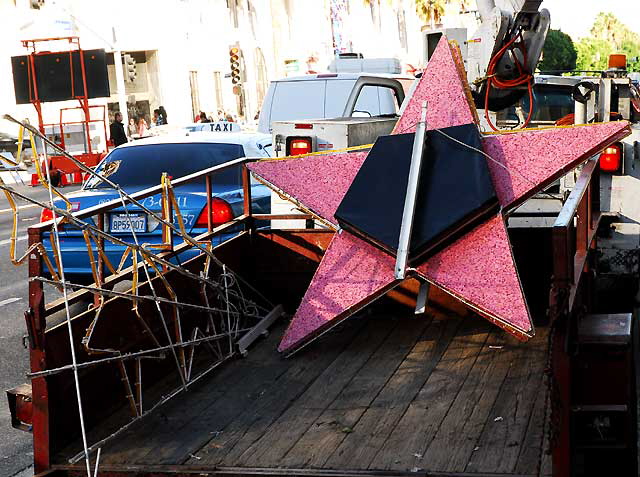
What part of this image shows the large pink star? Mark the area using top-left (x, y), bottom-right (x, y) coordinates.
top-left (249, 37), bottom-right (631, 353)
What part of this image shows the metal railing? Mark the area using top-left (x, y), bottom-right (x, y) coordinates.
top-left (549, 158), bottom-right (601, 321)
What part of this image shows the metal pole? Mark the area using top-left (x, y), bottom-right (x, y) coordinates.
top-left (395, 101), bottom-right (427, 279)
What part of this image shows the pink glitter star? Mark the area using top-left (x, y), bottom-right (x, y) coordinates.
top-left (249, 37), bottom-right (631, 353)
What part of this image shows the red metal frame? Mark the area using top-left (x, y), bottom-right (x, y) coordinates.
top-left (548, 159), bottom-right (602, 477)
top-left (21, 37), bottom-right (109, 178)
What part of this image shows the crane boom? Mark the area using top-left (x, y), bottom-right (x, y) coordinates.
top-left (423, 0), bottom-right (550, 114)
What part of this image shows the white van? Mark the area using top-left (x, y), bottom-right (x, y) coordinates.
top-left (257, 73), bottom-right (414, 133)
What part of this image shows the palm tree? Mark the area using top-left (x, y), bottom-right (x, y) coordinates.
top-left (590, 12), bottom-right (621, 47)
top-left (415, 0), bottom-right (449, 28)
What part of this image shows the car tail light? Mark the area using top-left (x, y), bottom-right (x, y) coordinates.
top-left (195, 198), bottom-right (234, 227)
top-left (40, 202), bottom-right (80, 223)
top-left (287, 137), bottom-right (313, 156)
top-left (599, 143), bottom-right (622, 172)
top-left (40, 208), bottom-right (54, 222)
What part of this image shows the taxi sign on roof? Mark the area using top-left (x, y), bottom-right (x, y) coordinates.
top-left (185, 121), bottom-right (242, 133)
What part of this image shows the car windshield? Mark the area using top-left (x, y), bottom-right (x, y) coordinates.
top-left (84, 142), bottom-right (245, 189)
top-left (497, 85), bottom-right (575, 123)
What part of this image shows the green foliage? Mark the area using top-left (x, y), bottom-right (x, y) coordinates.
top-left (539, 29), bottom-right (577, 73)
top-left (576, 12), bottom-right (640, 72)
top-left (415, 0), bottom-right (448, 26)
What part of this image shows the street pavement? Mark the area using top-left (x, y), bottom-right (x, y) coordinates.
top-left (0, 183), bottom-right (81, 477)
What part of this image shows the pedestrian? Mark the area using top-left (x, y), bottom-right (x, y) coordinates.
top-left (225, 113), bottom-right (235, 123)
top-left (217, 109), bottom-right (225, 121)
top-left (199, 111), bottom-right (210, 123)
top-left (138, 117), bottom-right (149, 137)
top-left (158, 105), bottom-right (168, 125)
top-left (127, 117), bottom-right (137, 138)
top-left (152, 109), bottom-right (161, 127)
top-left (110, 112), bottom-right (128, 147)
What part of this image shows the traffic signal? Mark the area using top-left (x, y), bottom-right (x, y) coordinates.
top-left (229, 47), bottom-right (241, 85)
top-left (123, 53), bottom-right (136, 82)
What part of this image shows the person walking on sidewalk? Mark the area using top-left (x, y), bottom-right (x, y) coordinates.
top-left (110, 112), bottom-right (128, 147)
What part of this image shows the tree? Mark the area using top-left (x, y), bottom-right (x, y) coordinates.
top-left (576, 12), bottom-right (640, 73)
top-left (415, 0), bottom-right (449, 27)
top-left (538, 29), bottom-right (577, 73)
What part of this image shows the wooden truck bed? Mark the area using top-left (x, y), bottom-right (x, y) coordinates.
top-left (57, 305), bottom-right (551, 477)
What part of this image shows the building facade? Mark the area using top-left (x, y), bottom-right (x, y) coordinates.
top-left (0, 0), bottom-right (480, 142)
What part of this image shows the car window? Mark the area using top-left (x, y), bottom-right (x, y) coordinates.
top-left (259, 141), bottom-right (273, 157)
top-left (85, 143), bottom-right (245, 189)
top-left (497, 85), bottom-right (574, 123)
top-left (325, 80), bottom-right (357, 117)
top-left (378, 85), bottom-right (400, 115)
top-left (269, 80), bottom-right (326, 124)
top-left (353, 85), bottom-right (382, 117)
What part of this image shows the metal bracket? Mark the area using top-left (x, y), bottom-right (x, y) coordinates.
top-left (237, 304), bottom-right (284, 356)
top-left (415, 281), bottom-right (430, 315)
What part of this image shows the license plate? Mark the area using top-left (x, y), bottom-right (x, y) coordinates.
top-left (109, 213), bottom-right (147, 233)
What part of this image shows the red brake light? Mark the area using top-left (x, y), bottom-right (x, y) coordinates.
top-left (40, 208), bottom-right (54, 222)
top-left (287, 137), bottom-right (312, 155)
top-left (294, 123), bottom-right (313, 130)
top-left (599, 144), bottom-right (622, 172)
top-left (195, 198), bottom-right (234, 227)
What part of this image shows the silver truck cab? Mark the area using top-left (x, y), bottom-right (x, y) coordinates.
top-left (257, 73), bottom-right (413, 133)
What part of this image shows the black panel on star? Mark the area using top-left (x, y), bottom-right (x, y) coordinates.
top-left (335, 123), bottom-right (499, 263)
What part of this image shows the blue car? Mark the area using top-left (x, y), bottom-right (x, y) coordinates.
top-left (41, 132), bottom-right (273, 282)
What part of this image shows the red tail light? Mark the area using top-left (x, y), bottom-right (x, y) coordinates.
top-left (195, 198), bottom-right (234, 227)
top-left (599, 143), bottom-right (622, 172)
top-left (40, 208), bottom-right (54, 222)
top-left (40, 202), bottom-right (80, 223)
top-left (287, 137), bottom-right (312, 156)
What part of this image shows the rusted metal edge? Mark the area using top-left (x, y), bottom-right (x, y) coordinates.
top-left (553, 159), bottom-right (598, 228)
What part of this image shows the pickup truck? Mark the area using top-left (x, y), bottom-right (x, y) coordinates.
top-left (6, 59), bottom-right (640, 477)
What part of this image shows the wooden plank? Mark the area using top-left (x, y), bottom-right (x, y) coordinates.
top-left (146, 319), bottom-right (369, 466)
top-left (325, 311), bottom-right (462, 470)
top-left (233, 316), bottom-right (398, 467)
top-left (188, 320), bottom-right (372, 466)
top-left (464, 328), bottom-right (549, 474)
top-left (279, 314), bottom-right (433, 468)
top-left (540, 409), bottom-right (552, 477)
top-left (514, 370), bottom-right (549, 476)
top-left (367, 317), bottom-right (491, 471)
top-left (423, 330), bottom-right (517, 473)
top-left (99, 325), bottom-right (290, 465)
top-left (515, 329), bottom-right (551, 476)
